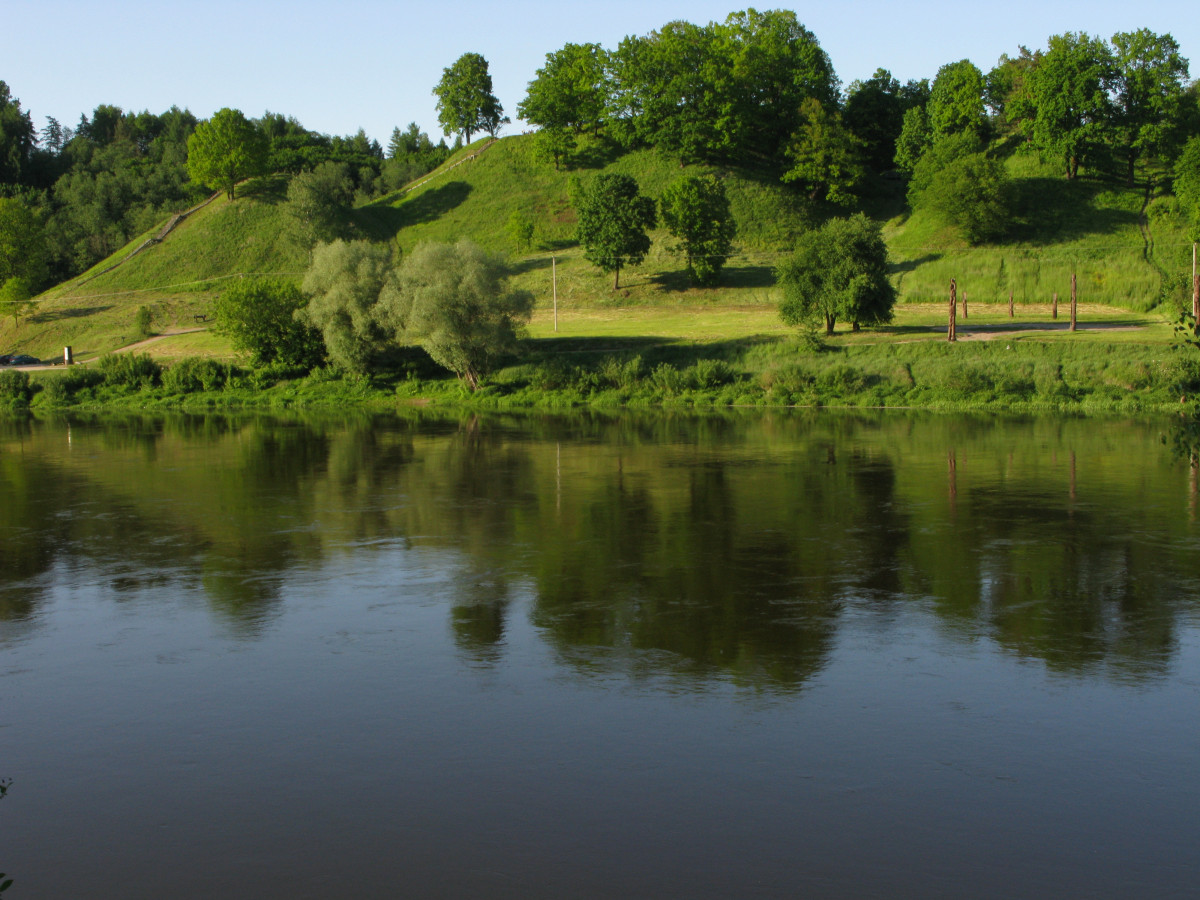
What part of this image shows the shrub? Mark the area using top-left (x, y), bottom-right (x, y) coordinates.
top-left (649, 362), bottom-right (686, 396)
top-left (135, 305), bottom-right (154, 337)
top-left (817, 363), bottom-right (871, 396)
top-left (97, 353), bottom-right (161, 389)
top-left (40, 367), bottom-right (105, 402)
top-left (686, 359), bottom-right (735, 389)
top-left (599, 355), bottom-right (644, 389)
top-left (0, 369), bottom-right (32, 407)
top-left (162, 357), bottom-right (238, 393)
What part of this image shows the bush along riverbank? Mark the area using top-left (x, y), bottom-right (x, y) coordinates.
top-left (5, 334), bottom-right (1200, 416)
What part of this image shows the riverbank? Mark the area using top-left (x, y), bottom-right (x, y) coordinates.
top-left (4, 323), bottom-right (1199, 417)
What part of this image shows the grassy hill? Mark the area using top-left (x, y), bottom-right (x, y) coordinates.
top-left (4, 132), bottom-right (1195, 362)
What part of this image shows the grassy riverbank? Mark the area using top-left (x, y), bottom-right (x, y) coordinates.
top-left (6, 305), bottom-right (1197, 416)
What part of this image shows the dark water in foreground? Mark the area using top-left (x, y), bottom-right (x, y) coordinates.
top-left (1, 411), bottom-right (1198, 899)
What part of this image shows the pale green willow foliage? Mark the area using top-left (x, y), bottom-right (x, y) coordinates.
top-left (379, 239), bottom-right (533, 390)
top-left (299, 240), bottom-right (396, 373)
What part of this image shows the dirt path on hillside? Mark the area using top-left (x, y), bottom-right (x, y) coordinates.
top-left (949, 322), bottom-right (1147, 340)
top-left (9, 327), bottom-right (210, 371)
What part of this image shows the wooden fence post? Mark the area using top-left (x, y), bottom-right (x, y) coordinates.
top-left (1009, 290), bottom-right (1014, 317)
top-left (1052, 292), bottom-right (1058, 320)
top-left (1070, 274), bottom-right (1077, 332)
top-left (949, 279), bottom-right (957, 342)
top-left (962, 290), bottom-right (968, 318)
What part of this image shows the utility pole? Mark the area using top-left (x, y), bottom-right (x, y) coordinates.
top-left (552, 256), bottom-right (558, 333)
top-left (948, 279), bottom-right (957, 342)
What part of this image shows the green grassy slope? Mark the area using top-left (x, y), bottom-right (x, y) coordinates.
top-left (5, 132), bottom-right (1194, 362)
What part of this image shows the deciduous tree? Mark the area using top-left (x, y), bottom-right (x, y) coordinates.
top-left (777, 214), bottom-right (895, 335)
top-left (286, 161), bottom-right (353, 246)
top-left (433, 53), bottom-right (507, 144)
top-left (213, 277), bottom-right (326, 368)
top-left (574, 173), bottom-right (656, 289)
top-left (379, 239), bottom-right (533, 391)
top-left (186, 108), bottom-right (268, 199)
top-left (659, 174), bottom-right (736, 286)
top-left (1111, 29), bottom-right (1190, 185)
top-left (299, 240), bottom-right (395, 372)
top-left (518, 42), bottom-right (610, 133)
top-left (783, 97), bottom-right (865, 205)
top-left (928, 60), bottom-right (988, 142)
top-left (1026, 33), bottom-right (1115, 179)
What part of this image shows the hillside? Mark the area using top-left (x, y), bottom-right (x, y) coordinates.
top-left (4, 132), bottom-right (1194, 361)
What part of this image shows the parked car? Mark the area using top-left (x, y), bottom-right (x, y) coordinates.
top-left (0, 354), bottom-right (14, 365)
top-left (8, 355), bottom-right (40, 366)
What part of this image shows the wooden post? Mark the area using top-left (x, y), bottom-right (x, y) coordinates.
top-left (1070, 273), bottom-right (1077, 332)
top-left (552, 256), bottom-right (558, 333)
top-left (948, 279), bottom-right (957, 342)
top-left (1009, 290), bottom-right (1014, 317)
top-left (1052, 292), bottom-right (1058, 320)
top-left (962, 290), bottom-right (968, 319)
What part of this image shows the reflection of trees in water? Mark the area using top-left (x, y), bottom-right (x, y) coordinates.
top-left (3, 411), bottom-right (1197, 683)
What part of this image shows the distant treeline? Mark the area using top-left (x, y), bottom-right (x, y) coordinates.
top-left (0, 92), bottom-right (453, 287)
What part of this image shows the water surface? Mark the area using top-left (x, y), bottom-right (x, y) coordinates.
top-left (1, 411), bottom-right (1198, 898)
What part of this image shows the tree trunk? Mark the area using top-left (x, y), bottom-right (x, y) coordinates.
top-left (852, 321), bottom-right (860, 333)
top-left (613, 265), bottom-right (621, 290)
top-left (825, 315), bottom-right (835, 335)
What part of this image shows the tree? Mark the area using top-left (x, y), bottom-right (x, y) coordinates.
top-left (910, 143), bottom-right (1012, 244)
top-left (0, 277), bottom-right (34, 326)
top-left (299, 240), bottom-right (396, 372)
top-left (928, 60), bottom-right (988, 142)
top-left (1111, 29), bottom-right (1190, 185)
top-left (0, 81), bottom-right (36, 185)
top-left (1026, 33), bottom-right (1115, 179)
top-left (844, 70), bottom-right (927, 172)
top-left (379, 240), bottom-right (534, 391)
top-left (782, 97), bottom-right (865, 205)
top-left (213, 277), bottom-right (326, 368)
top-left (0, 198), bottom-right (48, 289)
top-left (986, 47), bottom-right (1041, 131)
top-left (286, 161), bottom-right (353, 246)
top-left (659, 174), bottom-right (736, 286)
top-left (777, 214), bottom-right (895, 335)
top-left (186, 108), bottom-right (268, 199)
top-left (531, 125), bottom-right (576, 170)
top-left (575, 173), bottom-right (656, 289)
top-left (433, 53), bottom-right (507, 144)
top-left (1174, 137), bottom-right (1200, 238)
top-left (894, 106), bottom-right (932, 173)
top-left (505, 210), bottom-right (535, 253)
top-left (518, 42), bottom-right (610, 133)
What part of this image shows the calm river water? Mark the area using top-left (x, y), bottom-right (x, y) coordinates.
top-left (1, 410), bottom-right (1198, 899)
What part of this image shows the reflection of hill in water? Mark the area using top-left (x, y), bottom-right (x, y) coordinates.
top-left (1, 411), bottom-right (1196, 685)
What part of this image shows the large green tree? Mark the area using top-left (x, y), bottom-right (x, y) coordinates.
top-left (433, 53), bottom-right (507, 144)
top-left (1174, 136), bottom-right (1200, 238)
top-left (844, 70), bottom-right (927, 171)
top-left (0, 81), bottom-right (35, 185)
top-left (927, 60), bottom-right (988, 142)
top-left (186, 108), bottom-right (269, 199)
top-left (777, 214), bottom-right (895, 335)
top-left (574, 173), bottom-right (657, 290)
top-left (285, 161), bottom-right (353, 246)
top-left (379, 240), bottom-right (534, 391)
top-left (910, 145), bottom-right (1012, 244)
top-left (1026, 32), bottom-right (1115, 179)
top-left (1111, 29), bottom-right (1190, 185)
top-left (782, 97), bottom-right (865, 205)
top-left (0, 198), bottom-right (48, 289)
top-left (518, 42), bottom-right (610, 133)
top-left (299, 239), bottom-right (396, 372)
top-left (658, 174), bottom-right (736, 286)
top-left (213, 277), bottom-right (326, 368)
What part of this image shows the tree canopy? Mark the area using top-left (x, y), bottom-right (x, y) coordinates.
top-left (658, 174), bottom-right (737, 286)
top-left (213, 277), bottom-right (326, 368)
top-left (518, 43), bottom-right (609, 134)
top-left (782, 97), bottom-right (864, 205)
top-left (186, 108), bottom-right (268, 200)
top-left (379, 240), bottom-right (534, 391)
top-left (574, 173), bottom-right (657, 289)
top-left (433, 53), bottom-right (507, 144)
top-left (777, 214), bottom-right (895, 335)
top-left (299, 239), bottom-right (396, 372)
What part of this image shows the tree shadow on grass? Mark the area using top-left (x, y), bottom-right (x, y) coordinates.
top-left (650, 264), bottom-right (775, 294)
top-left (239, 175), bottom-right (289, 205)
top-left (1008, 176), bottom-right (1139, 243)
top-left (890, 254), bottom-right (942, 275)
top-left (351, 181), bottom-right (473, 239)
top-left (30, 305), bottom-right (113, 324)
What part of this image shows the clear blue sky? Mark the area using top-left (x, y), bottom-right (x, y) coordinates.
top-left (5, 0), bottom-right (1196, 147)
